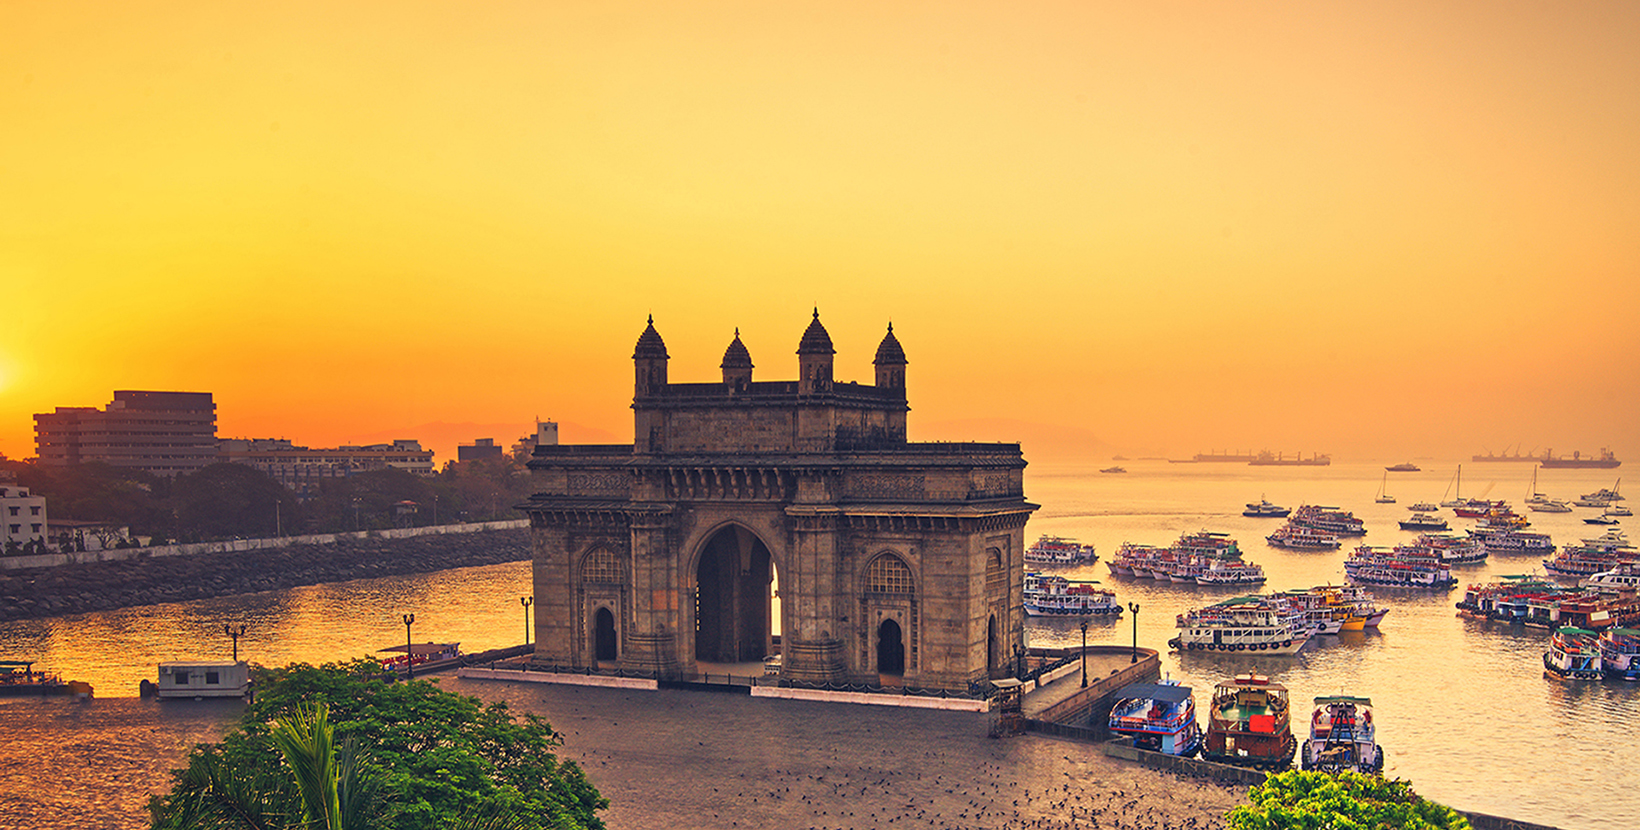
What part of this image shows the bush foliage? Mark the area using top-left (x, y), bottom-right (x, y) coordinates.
top-left (1228, 770), bottom-right (1470, 830)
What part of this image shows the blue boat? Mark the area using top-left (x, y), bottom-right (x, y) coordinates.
top-left (1107, 679), bottom-right (1201, 757)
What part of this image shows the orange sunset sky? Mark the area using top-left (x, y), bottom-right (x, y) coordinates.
top-left (3, 2), bottom-right (1637, 467)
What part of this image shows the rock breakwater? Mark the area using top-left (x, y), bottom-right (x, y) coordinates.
top-left (0, 528), bottom-right (530, 622)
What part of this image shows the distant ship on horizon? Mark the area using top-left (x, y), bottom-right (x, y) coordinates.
top-left (1248, 450), bottom-right (1331, 467)
top-left (1189, 450), bottom-right (1259, 463)
top-left (1472, 447), bottom-right (1620, 468)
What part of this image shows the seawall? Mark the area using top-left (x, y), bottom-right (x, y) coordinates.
top-left (0, 522), bottom-right (531, 622)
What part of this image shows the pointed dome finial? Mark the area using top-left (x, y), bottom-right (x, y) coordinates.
top-left (721, 327), bottom-right (753, 369)
top-left (874, 320), bottom-right (906, 366)
top-left (797, 308), bottom-right (834, 355)
top-left (634, 315), bottom-right (668, 359)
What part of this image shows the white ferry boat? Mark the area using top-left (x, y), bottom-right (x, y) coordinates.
top-left (1195, 559), bottom-right (1267, 586)
top-left (1170, 597), bottom-right (1310, 654)
top-left (1022, 573), bottom-right (1122, 616)
top-left (1344, 546), bottom-right (1456, 589)
top-left (1024, 535), bottom-right (1099, 566)
top-left (1266, 523), bottom-right (1342, 550)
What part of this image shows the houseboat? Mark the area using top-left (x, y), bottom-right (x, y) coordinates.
top-left (1107, 680), bottom-right (1201, 757)
top-left (1201, 674), bottom-right (1296, 770)
top-left (153, 660), bottom-right (251, 699)
top-left (1301, 695), bottom-right (1384, 774)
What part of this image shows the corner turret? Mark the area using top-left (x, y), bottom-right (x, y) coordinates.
top-left (796, 309), bottom-right (834, 395)
top-left (721, 328), bottom-right (753, 391)
top-left (633, 315), bottom-right (669, 398)
top-left (873, 322), bottom-right (907, 395)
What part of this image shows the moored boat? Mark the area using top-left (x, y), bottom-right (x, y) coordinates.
top-left (1108, 679), bottom-right (1202, 756)
top-left (153, 660), bottom-right (251, 699)
top-left (1543, 627), bottom-right (1603, 680)
top-left (1344, 545), bottom-right (1456, 589)
top-left (0, 660), bottom-right (91, 698)
top-left (1266, 523), bottom-right (1342, 551)
top-left (1399, 513), bottom-right (1449, 531)
top-left (1243, 498), bottom-right (1291, 518)
top-left (1385, 463), bottom-right (1420, 472)
top-left (1023, 573), bottom-right (1123, 616)
top-left (1301, 695), bottom-right (1384, 774)
top-left (379, 642), bottom-right (464, 676)
top-left (1201, 674), bottom-right (1296, 770)
top-left (1599, 628), bottom-right (1640, 681)
top-left (1290, 505), bottom-right (1366, 536)
top-left (1170, 597), bottom-right (1310, 655)
top-left (1025, 534), bottom-right (1099, 566)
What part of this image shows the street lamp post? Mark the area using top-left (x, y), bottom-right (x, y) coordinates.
top-left (521, 596), bottom-right (533, 646)
top-left (224, 624), bottom-right (247, 662)
top-left (402, 613), bottom-right (416, 680)
top-left (1128, 602), bottom-right (1141, 663)
top-left (1079, 619), bottom-right (1089, 688)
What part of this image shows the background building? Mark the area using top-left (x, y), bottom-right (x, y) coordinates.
top-left (509, 420), bottom-right (559, 461)
top-left (34, 391), bottom-right (217, 477)
top-left (0, 479), bottom-right (47, 551)
top-left (457, 438), bottom-right (504, 462)
top-left (220, 438), bottom-right (435, 499)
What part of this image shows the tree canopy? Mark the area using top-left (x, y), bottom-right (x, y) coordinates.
top-left (149, 661), bottom-right (606, 830)
top-left (1227, 770), bottom-right (1470, 830)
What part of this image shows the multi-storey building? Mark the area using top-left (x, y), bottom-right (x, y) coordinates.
top-left (219, 438), bottom-right (435, 499)
top-left (34, 391), bottom-right (218, 477)
top-left (521, 313), bottom-right (1036, 691)
top-left (0, 481), bottom-right (47, 550)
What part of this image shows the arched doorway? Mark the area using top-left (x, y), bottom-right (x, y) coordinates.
top-left (694, 525), bottom-right (774, 663)
top-left (594, 607), bottom-right (618, 662)
top-left (877, 619), bottom-right (905, 675)
top-left (987, 614), bottom-right (1000, 675)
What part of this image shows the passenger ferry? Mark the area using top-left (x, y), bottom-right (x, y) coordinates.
top-left (1599, 628), bottom-right (1640, 681)
top-left (1583, 563), bottom-right (1640, 591)
top-left (1290, 505), bottom-right (1367, 536)
top-left (1194, 559), bottom-right (1268, 586)
top-left (1266, 523), bottom-right (1342, 551)
top-left (1542, 528), bottom-right (1636, 578)
top-left (1170, 597), bottom-right (1310, 654)
top-left (1469, 526), bottom-right (1556, 556)
top-left (1024, 535), bottom-right (1099, 566)
top-left (1022, 573), bottom-right (1122, 616)
top-left (1543, 627), bottom-right (1604, 680)
top-left (1201, 674), bottom-right (1296, 770)
top-left (1343, 546), bottom-right (1456, 589)
top-left (1107, 679), bottom-right (1202, 757)
top-left (1456, 575), bottom-right (1566, 621)
top-left (1406, 533), bottom-right (1486, 564)
top-left (1398, 513), bottom-right (1449, 532)
top-left (1301, 695), bottom-right (1384, 775)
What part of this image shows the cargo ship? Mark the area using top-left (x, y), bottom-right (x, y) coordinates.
top-left (1539, 448), bottom-right (1620, 469)
top-left (1248, 451), bottom-right (1331, 467)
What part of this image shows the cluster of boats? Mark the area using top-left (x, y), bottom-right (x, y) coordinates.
top-left (1107, 530), bottom-right (1267, 586)
top-left (1168, 584), bottom-right (1387, 654)
top-left (1258, 505), bottom-right (1368, 550)
top-left (1458, 568), bottom-right (1640, 631)
top-left (1541, 528), bottom-right (1635, 577)
top-left (1108, 674), bottom-right (1383, 774)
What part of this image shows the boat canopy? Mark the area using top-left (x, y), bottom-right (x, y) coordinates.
top-left (1313, 695), bottom-right (1372, 706)
top-left (1115, 683), bottom-right (1193, 704)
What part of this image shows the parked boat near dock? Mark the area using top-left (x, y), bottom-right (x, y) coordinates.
top-left (1301, 695), bottom-right (1384, 774)
top-left (1108, 679), bottom-right (1202, 757)
top-left (1201, 674), bottom-right (1297, 770)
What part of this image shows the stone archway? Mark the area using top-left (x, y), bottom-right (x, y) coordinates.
top-left (594, 607), bottom-right (618, 662)
top-left (694, 525), bottom-right (773, 663)
top-left (877, 619), bottom-right (905, 675)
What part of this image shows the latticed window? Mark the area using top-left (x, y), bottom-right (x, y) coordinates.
top-left (866, 554), bottom-right (914, 594)
top-left (583, 549), bottom-right (623, 583)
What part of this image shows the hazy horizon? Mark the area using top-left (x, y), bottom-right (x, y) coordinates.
top-left (4, 2), bottom-right (1636, 467)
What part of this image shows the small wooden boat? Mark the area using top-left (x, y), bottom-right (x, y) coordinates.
top-left (1301, 695), bottom-right (1385, 774)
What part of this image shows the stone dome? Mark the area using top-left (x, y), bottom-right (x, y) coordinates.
top-left (873, 322), bottom-right (907, 366)
top-left (796, 308), bottom-right (835, 355)
top-left (633, 315), bottom-right (668, 360)
top-left (720, 328), bottom-right (753, 369)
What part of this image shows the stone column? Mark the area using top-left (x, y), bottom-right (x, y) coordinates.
top-left (780, 506), bottom-right (846, 682)
top-left (622, 504), bottom-right (682, 679)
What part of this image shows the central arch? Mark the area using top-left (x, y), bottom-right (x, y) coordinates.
top-left (694, 525), bottom-right (774, 664)
top-left (594, 607), bottom-right (618, 662)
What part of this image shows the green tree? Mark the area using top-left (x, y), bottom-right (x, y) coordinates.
top-left (169, 463), bottom-right (301, 542)
top-left (1227, 770), bottom-right (1470, 830)
top-left (149, 661), bottom-right (606, 830)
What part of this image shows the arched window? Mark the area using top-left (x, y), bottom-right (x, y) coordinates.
top-left (866, 554), bottom-right (914, 595)
top-left (583, 549), bottom-right (623, 583)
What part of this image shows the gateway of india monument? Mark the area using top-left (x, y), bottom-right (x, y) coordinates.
top-left (521, 311), bottom-right (1037, 691)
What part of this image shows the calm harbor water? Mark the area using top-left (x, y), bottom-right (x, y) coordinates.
top-left (0, 459), bottom-right (1632, 829)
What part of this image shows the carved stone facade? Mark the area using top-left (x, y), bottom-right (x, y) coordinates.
top-left (520, 312), bottom-right (1036, 691)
